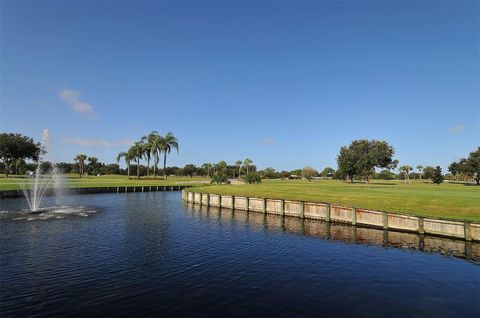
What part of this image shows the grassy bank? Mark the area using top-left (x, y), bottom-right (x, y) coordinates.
top-left (0, 174), bottom-right (209, 191)
top-left (186, 179), bottom-right (480, 222)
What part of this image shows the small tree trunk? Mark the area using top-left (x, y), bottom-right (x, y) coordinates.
top-left (146, 158), bottom-right (150, 178)
top-left (137, 159), bottom-right (140, 179)
top-left (127, 164), bottom-right (130, 179)
top-left (163, 153), bottom-right (167, 180)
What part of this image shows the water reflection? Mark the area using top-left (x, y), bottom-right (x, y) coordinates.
top-left (186, 203), bottom-right (480, 262)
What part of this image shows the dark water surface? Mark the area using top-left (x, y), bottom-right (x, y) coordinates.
top-left (1, 192), bottom-right (479, 317)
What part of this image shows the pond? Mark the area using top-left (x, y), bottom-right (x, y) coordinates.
top-left (1, 192), bottom-right (479, 317)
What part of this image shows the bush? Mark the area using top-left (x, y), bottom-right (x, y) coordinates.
top-left (243, 172), bottom-right (262, 184)
top-left (211, 172), bottom-right (229, 184)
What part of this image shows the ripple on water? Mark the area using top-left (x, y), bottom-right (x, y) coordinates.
top-left (0, 192), bottom-right (478, 318)
top-left (1, 206), bottom-right (97, 221)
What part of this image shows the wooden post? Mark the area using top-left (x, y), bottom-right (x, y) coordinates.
top-left (419, 217), bottom-right (424, 234)
top-left (280, 199), bottom-right (285, 217)
top-left (325, 203), bottom-right (331, 222)
top-left (383, 212), bottom-right (388, 230)
top-left (206, 193), bottom-right (210, 207)
top-left (300, 202), bottom-right (305, 219)
top-left (246, 197), bottom-right (250, 212)
top-left (231, 196), bottom-right (235, 210)
top-left (465, 223), bottom-right (472, 241)
top-left (352, 207), bottom-right (357, 225)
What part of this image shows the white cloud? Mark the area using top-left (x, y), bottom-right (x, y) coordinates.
top-left (448, 125), bottom-right (465, 134)
top-left (262, 137), bottom-right (274, 145)
top-left (62, 137), bottom-right (133, 148)
top-left (58, 89), bottom-right (97, 120)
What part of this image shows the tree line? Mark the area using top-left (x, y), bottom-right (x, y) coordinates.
top-left (1, 132), bottom-right (478, 185)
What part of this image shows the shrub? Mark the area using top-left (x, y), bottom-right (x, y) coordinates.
top-left (243, 172), bottom-right (262, 184)
top-left (211, 172), bottom-right (229, 184)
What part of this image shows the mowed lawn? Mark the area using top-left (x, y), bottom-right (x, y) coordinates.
top-left (188, 179), bottom-right (480, 222)
top-left (0, 174), bottom-right (209, 191)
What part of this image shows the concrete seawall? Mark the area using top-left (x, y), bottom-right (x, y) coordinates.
top-left (183, 190), bottom-right (480, 242)
top-left (0, 185), bottom-right (190, 199)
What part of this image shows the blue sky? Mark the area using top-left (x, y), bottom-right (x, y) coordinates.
top-left (1, 1), bottom-right (478, 172)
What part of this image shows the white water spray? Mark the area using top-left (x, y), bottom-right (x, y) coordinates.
top-left (19, 129), bottom-right (63, 212)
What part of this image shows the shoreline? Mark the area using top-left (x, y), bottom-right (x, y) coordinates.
top-left (183, 190), bottom-right (480, 242)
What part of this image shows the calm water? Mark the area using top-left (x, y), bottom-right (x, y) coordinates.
top-left (1, 192), bottom-right (479, 317)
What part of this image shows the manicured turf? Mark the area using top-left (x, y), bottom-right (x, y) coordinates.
top-left (0, 174), bottom-right (209, 191)
top-left (186, 179), bottom-right (480, 222)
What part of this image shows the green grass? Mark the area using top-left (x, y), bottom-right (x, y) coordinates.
top-left (187, 179), bottom-right (480, 222)
top-left (0, 174), bottom-right (209, 191)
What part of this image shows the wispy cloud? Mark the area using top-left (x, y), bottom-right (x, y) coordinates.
top-left (58, 89), bottom-right (97, 120)
top-left (448, 125), bottom-right (465, 134)
top-left (262, 137), bottom-right (274, 145)
top-left (62, 137), bottom-right (133, 148)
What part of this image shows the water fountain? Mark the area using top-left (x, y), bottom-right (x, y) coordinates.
top-left (19, 129), bottom-right (63, 213)
top-left (0, 129), bottom-right (96, 220)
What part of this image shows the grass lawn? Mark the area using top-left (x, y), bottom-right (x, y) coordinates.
top-left (187, 179), bottom-right (480, 222)
top-left (0, 174), bottom-right (209, 191)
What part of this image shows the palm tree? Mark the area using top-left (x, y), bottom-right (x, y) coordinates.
top-left (143, 131), bottom-right (162, 178)
top-left (215, 161), bottom-right (228, 174)
top-left (243, 158), bottom-right (253, 174)
top-left (399, 165), bottom-right (413, 183)
top-left (117, 151), bottom-right (134, 179)
top-left (87, 156), bottom-right (98, 175)
top-left (74, 154), bottom-right (87, 178)
top-left (140, 135), bottom-right (152, 178)
top-left (235, 160), bottom-right (242, 178)
top-left (416, 165), bottom-right (424, 180)
top-left (159, 132), bottom-right (179, 180)
top-left (129, 141), bottom-right (145, 179)
top-left (201, 163), bottom-right (213, 177)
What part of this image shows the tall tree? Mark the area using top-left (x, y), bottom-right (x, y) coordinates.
top-left (141, 131), bottom-right (162, 178)
top-left (0, 133), bottom-right (42, 177)
top-left (74, 154), bottom-right (87, 178)
top-left (416, 165), bottom-right (424, 180)
top-left (159, 132), bottom-right (179, 180)
top-left (432, 166), bottom-right (444, 185)
top-left (399, 165), bottom-right (413, 183)
top-left (129, 141), bottom-right (145, 179)
top-left (201, 163), bottom-right (213, 177)
top-left (243, 158), bottom-right (253, 174)
top-left (87, 156), bottom-right (99, 175)
top-left (149, 132), bottom-right (162, 178)
top-left (117, 151), bottom-right (134, 179)
top-left (450, 147), bottom-right (480, 185)
top-left (215, 161), bottom-right (228, 173)
top-left (336, 139), bottom-right (397, 183)
top-left (235, 160), bottom-right (243, 178)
